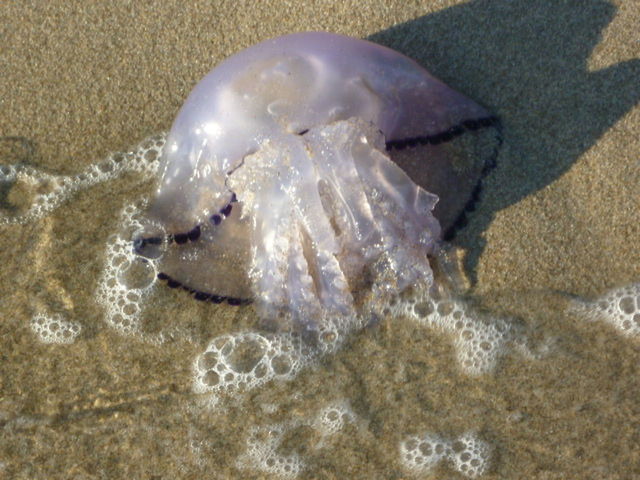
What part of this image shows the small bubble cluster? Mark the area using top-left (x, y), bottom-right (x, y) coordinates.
top-left (237, 420), bottom-right (304, 478)
top-left (399, 431), bottom-right (491, 478)
top-left (193, 310), bottom-right (362, 403)
top-left (30, 313), bottom-right (81, 344)
top-left (193, 331), bottom-right (313, 403)
top-left (0, 134), bottom-right (164, 224)
top-left (95, 202), bottom-right (159, 337)
top-left (569, 282), bottom-right (640, 338)
top-left (236, 400), bottom-right (355, 478)
top-left (312, 399), bottom-right (356, 437)
top-left (393, 286), bottom-right (513, 375)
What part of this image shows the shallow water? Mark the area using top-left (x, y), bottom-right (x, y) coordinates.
top-left (2, 114), bottom-right (639, 480)
top-left (1, 1), bottom-right (639, 479)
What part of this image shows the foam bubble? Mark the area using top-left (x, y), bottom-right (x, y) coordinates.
top-left (394, 286), bottom-right (515, 375)
top-left (399, 430), bottom-right (491, 478)
top-left (237, 421), bottom-right (304, 479)
top-left (95, 202), bottom-right (159, 338)
top-left (192, 280), bottom-right (524, 404)
top-left (30, 313), bottom-right (81, 344)
top-left (0, 134), bottom-right (164, 224)
top-left (192, 311), bottom-right (362, 404)
top-left (399, 432), bottom-right (449, 472)
top-left (569, 282), bottom-right (640, 338)
top-left (236, 399), bottom-right (355, 478)
top-left (2, 135), bottom-right (165, 345)
top-left (193, 331), bottom-right (313, 405)
top-left (189, 275), bottom-right (524, 403)
top-left (313, 399), bottom-right (356, 437)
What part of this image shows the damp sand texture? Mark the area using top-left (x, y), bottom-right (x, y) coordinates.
top-left (1, 1), bottom-right (640, 479)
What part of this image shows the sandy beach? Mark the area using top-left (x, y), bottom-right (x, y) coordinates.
top-left (1, 1), bottom-right (638, 478)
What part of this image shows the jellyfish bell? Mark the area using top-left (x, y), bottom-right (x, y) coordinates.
top-left (134, 32), bottom-right (501, 332)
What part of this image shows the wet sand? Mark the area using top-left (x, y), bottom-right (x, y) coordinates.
top-left (1, 1), bottom-right (639, 478)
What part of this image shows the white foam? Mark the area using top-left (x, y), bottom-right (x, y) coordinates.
top-left (2, 135), bottom-right (165, 345)
top-left (0, 134), bottom-right (164, 224)
top-left (450, 432), bottom-right (492, 478)
top-left (399, 430), bottom-right (491, 478)
top-left (393, 285), bottom-right (515, 375)
top-left (192, 280), bottom-right (527, 405)
top-left (237, 421), bottom-right (304, 479)
top-left (569, 282), bottom-right (640, 338)
top-left (192, 309), bottom-right (362, 404)
top-left (30, 313), bottom-right (81, 344)
top-left (312, 399), bottom-right (356, 437)
top-left (193, 331), bottom-right (313, 405)
top-left (236, 399), bottom-right (355, 478)
top-left (399, 432), bottom-right (449, 472)
top-left (95, 202), bottom-right (159, 338)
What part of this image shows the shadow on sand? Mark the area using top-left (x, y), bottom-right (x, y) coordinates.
top-left (369, 0), bottom-right (640, 284)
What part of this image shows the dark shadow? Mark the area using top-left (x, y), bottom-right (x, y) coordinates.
top-left (368, 0), bottom-right (640, 284)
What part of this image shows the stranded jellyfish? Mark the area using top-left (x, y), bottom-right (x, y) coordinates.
top-left (133, 32), bottom-right (501, 334)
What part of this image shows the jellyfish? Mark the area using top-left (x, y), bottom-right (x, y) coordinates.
top-left (133, 32), bottom-right (501, 335)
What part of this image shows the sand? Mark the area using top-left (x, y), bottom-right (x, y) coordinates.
top-left (1, 0), bottom-right (639, 478)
